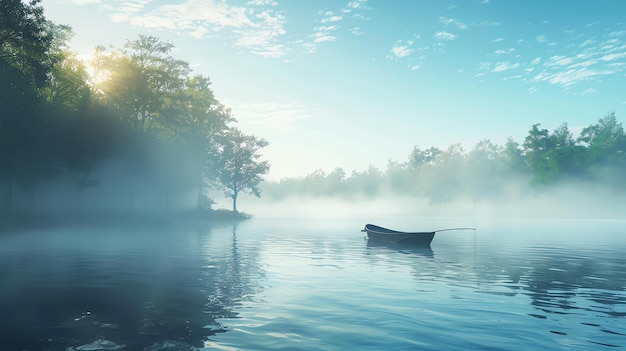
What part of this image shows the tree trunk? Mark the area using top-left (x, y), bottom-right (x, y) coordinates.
top-left (232, 181), bottom-right (239, 213)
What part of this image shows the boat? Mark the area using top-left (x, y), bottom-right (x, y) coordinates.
top-left (362, 224), bottom-right (435, 245)
top-left (362, 224), bottom-right (475, 245)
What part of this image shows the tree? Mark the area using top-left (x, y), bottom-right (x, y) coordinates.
top-left (465, 139), bottom-right (502, 199)
top-left (97, 35), bottom-right (189, 131)
top-left (418, 143), bottom-right (465, 204)
top-left (0, 0), bottom-right (55, 210)
top-left (168, 75), bottom-right (235, 208)
top-left (578, 111), bottom-right (626, 167)
top-left (207, 129), bottom-right (270, 212)
top-left (523, 123), bottom-right (555, 183)
top-left (346, 165), bottom-right (383, 196)
top-left (550, 123), bottom-right (585, 177)
top-left (408, 146), bottom-right (441, 170)
top-left (500, 137), bottom-right (526, 174)
top-left (40, 23), bottom-right (91, 111)
top-left (0, 0), bottom-right (54, 88)
top-left (384, 160), bottom-right (415, 195)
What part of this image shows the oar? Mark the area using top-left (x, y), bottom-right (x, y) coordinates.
top-left (434, 227), bottom-right (476, 233)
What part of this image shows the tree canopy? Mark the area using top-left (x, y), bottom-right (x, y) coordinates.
top-left (262, 112), bottom-right (626, 205)
top-left (206, 129), bottom-right (270, 212)
top-left (1, 4), bottom-right (270, 217)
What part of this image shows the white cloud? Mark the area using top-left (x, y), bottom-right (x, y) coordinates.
top-left (477, 62), bottom-right (492, 71)
top-left (547, 55), bottom-right (574, 66)
top-left (580, 39), bottom-right (595, 47)
top-left (321, 15), bottom-right (343, 23)
top-left (474, 20), bottom-right (500, 27)
top-left (600, 52), bottom-right (626, 61)
top-left (439, 17), bottom-right (468, 30)
top-left (94, 0), bottom-right (288, 58)
top-left (246, 0), bottom-right (277, 5)
top-left (315, 25), bottom-right (339, 32)
top-left (434, 31), bottom-right (457, 41)
top-left (536, 35), bottom-right (548, 43)
top-left (347, 0), bottom-right (368, 9)
top-left (312, 33), bottom-right (337, 43)
top-left (532, 68), bottom-right (613, 88)
top-left (303, 1), bottom-right (370, 53)
top-left (494, 48), bottom-right (515, 55)
top-left (531, 57), bottom-right (542, 65)
top-left (71, 0), bottom-right (101, 4)
top-left (229, 101), bottom-right (318, 131)
top-left (490, 38), bottom-right (503, 43)
top-left (391, 45), bottom-right (414, 58)
top-left (492, 62), bottom-right (520, 72)
top-left (581, 88), bottom-right (599, 95)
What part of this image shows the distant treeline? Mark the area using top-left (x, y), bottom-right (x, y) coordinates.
top-left (262, 112), bottom-right (626, 203)
top-left (1, 0), bottom-right (268, 215)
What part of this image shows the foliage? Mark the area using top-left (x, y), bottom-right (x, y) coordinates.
top-left (0, 0), bottom-right (54, 88)
top-left (262, 112), bottom-right (626, 204)
top-left (2, 2), bottom-right (625, 217)
top-left (1, 1), bottom-right (269, 215)
top-left (206, 129), bottom-right (270, 212)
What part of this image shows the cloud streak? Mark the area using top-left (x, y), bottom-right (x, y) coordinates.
top-left (87, 0), bottom-right (288, 57)
top-left (228, 101), bottom-right (320, 131)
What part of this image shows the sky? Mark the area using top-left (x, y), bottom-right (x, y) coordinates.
top-left (40, 0), bottom-right (626, 181)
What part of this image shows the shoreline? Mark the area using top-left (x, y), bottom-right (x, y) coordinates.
top-left (0, 209), bottom-right (251, 232)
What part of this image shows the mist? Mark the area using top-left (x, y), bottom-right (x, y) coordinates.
top-left (228, 170), bottom-right (626, 220)
top-left (3, 0), bottom-right (626, 227)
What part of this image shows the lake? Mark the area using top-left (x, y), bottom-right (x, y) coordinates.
top-left (1, 216), bottom-right (625, 350)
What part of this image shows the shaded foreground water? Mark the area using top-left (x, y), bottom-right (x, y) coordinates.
top-left (1, 216), bottom-right (625, 350)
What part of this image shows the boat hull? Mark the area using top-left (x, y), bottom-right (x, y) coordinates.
top-left (363, 224), bottom-right (435, 245)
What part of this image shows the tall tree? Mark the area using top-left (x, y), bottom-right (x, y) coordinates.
top-left (0, 0), bottom-right (55, 210)
top-left (550, 123), bottom-right (585, 177)
top-left (523, 123), bottom-right (556, 183)
top-left (98, 35), bottom-right (190, 131)
top-left (207, 129), bottom-right (270, 212)
top-left (40, 23), bottom-right (91, 111)
top-left (500, 137), bottom-right (526, 174)
top-left (167, 75), bottom-right (235, 208)
top-left (0, 0), bottom-right (53, 88)
top-left (578, 111), bottom-right (626, 167)
top-left (408, 146), bottom-right (441, 170)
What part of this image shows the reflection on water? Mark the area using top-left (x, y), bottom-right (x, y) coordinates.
top-left (0, 222), bottom-right (262, 350)
top-left (0, 217), bottom-right (625, 350)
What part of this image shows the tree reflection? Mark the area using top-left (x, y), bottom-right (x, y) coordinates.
top-left (0, 222), bottom-right (265, 350)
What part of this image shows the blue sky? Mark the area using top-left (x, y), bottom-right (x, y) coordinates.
top-left (41, 0), bottom-right (626, 180)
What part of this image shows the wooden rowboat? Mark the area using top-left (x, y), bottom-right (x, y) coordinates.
top-left (362, 224), bottom-right (435, 245)
top-left (362, 224), bottom-right (475, 245)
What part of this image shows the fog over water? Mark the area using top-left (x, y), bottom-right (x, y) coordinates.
top-left (228, 179), bottom-right (626, 219)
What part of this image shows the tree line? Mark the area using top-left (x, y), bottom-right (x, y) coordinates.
top-left (262, 112), bottom-right (626, 204)
top-left (1, 0), bottom-right (269, 216)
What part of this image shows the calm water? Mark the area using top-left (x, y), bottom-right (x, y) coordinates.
top-left (1, 216), bottom-right (625, 350)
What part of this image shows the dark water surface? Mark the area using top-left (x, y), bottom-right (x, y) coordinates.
top-left (1, 217), bottom-right (625, 350)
